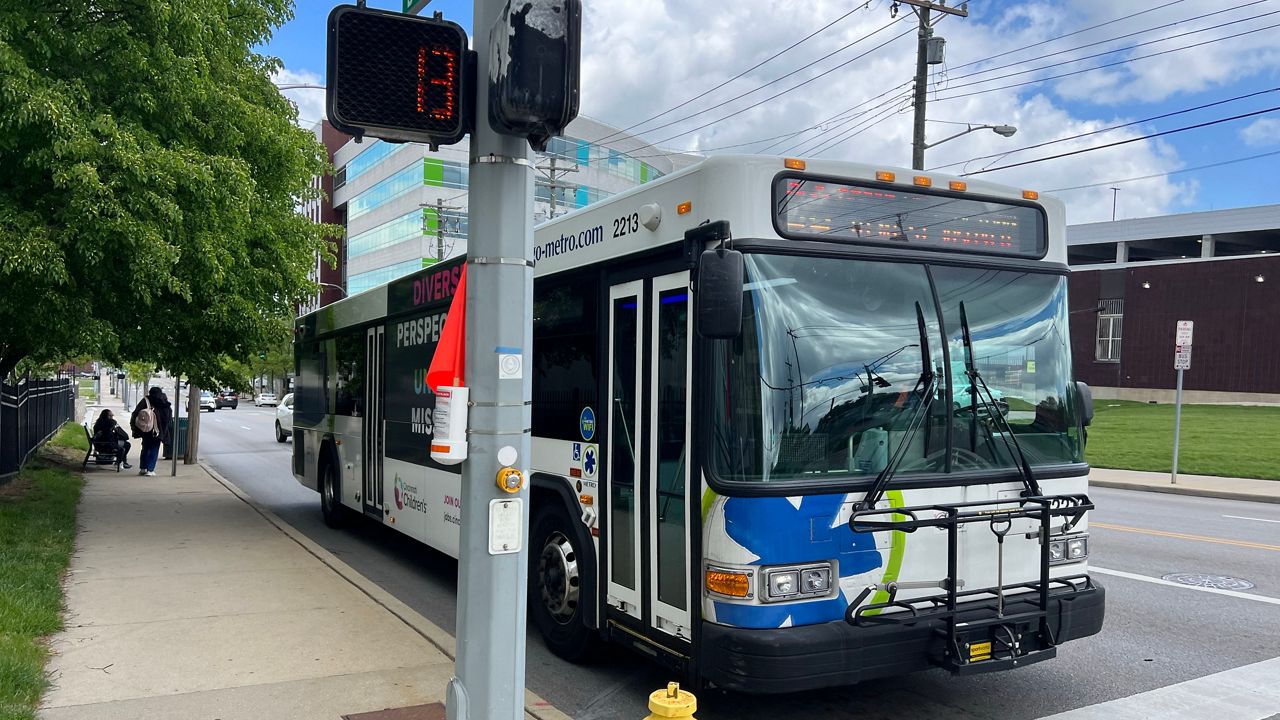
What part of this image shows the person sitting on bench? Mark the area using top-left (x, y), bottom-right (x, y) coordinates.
top-left (92, 409), bottom-right (132, 469)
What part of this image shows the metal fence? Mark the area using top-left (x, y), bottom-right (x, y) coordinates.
top-left (0, 377), bottom-right (76, 480)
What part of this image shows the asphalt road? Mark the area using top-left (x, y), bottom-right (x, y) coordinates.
top-left (197, 406), bottom-right (1280, 719)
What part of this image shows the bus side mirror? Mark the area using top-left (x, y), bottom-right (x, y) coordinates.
top-left (1076, 381), bottom-right (1094, 427)
top-left (696, 248), bottom-right (744, 339)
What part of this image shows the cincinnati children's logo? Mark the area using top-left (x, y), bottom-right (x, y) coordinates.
top-left (394, 474), bottom-right (427, 512)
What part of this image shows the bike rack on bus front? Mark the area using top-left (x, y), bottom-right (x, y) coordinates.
top-left (843, 494), bottom-right (1095, 674)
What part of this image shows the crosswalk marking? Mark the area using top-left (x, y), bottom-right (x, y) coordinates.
top-left (1038, 657), bottom-right (1280, 719)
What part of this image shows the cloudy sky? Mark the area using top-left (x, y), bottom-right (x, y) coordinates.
top-left (266, 0), bottom-right (1280, 223)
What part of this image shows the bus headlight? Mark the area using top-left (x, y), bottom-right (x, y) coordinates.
top-left (1048, 540), bottom-right (1066, 562)
top-left (1048, 534), bottom-right (1088, 565)
top-left (762, 563), bottom-right (833, 602)
top-left (768, 570), bottom-right (798, 598)
top-left (1067, 536), bottom-right (1089, 560)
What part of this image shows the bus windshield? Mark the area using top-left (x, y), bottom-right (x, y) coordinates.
top-left (709, 253), bottom-right (1083, 484)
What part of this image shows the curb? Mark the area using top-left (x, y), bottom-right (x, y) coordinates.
top-left (199, 461), bottom-right (572, 720)
top-left (1090, 479), bottom-right (1280, 505)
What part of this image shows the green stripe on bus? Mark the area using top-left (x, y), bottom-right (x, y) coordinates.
top-left (864, 489), bottom-right (906, 616)
top-left (701, 487), bottom-right (718, 522)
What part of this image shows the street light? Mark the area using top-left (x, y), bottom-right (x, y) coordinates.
top-left (316, 282), bottom-right (347, 298)
top-left (917, 122), bottom-right (1016, 170)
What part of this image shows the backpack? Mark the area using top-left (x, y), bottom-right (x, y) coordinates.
top-left (136, 398), bottom-right (157, 436)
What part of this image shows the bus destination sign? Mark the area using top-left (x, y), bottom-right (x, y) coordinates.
top-left (774, 177), bottom-right (1046, 258)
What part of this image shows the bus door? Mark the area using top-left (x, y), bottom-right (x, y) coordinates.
top-left (604, 271), bottom-right (693, 642)
top-left (362, 326), bottom-right (385, 518)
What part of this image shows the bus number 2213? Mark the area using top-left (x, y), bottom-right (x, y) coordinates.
top-left (613, 212), bottom-right (640, 238)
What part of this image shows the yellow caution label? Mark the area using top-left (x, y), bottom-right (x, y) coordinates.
top-left (969, 641), bottom-right (992, 662)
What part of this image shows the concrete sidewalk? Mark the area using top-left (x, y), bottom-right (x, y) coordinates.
top-left (40, 454), bottom-right (566, 719)
top-left (1090, 467), bottom-right (1280, 504)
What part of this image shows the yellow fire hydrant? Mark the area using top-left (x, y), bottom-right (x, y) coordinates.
top-left (645, 682), bottom-right (697, 719)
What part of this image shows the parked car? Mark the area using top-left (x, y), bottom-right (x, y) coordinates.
top-left (255, 392), bottom-right (278, 407)
top-left (199, 391), bottom-right (217, 413)
top-left (275, 393), bottom-right (293, 443)
top-left (215, 390), bottom-right (239, 409)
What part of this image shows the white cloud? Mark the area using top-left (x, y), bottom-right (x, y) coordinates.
top-left (577, 0), bottom-right (1244, 222)
top-left (271, 67), bottom-right (327, 129)
top-left (1240, 117), bottom-right (1280, 147)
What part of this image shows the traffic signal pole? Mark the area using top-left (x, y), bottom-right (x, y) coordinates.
top-left (446, 0), bottom-right (535, 717)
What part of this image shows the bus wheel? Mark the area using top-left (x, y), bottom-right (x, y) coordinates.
top-left (320, 456), bottom-right (345, 529)
top-left (529, 504), bottom-right (597, 661)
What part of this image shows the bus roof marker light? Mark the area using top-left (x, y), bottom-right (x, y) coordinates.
top-left (784, 158), bottom-right (806, 170)
top-left (949, 181), bottom-right (967, 192)
top-left (876, 170), bottom-right (896, 183)
top-left (913, 176), bottom-right (932, 188)
top-left (1022, 190), bottom-right (1040, 200)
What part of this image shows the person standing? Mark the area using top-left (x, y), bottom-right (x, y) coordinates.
top-left (131, 386), bottom-right (172, 476)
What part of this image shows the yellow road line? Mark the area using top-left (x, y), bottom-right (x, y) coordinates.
top-left (1091, 521), bottom-right (1280, 552)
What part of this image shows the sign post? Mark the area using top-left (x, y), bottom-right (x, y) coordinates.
top-left (1171, 321), bottom-right (1193, 485)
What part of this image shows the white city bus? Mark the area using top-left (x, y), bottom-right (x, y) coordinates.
top-left (292, 155), bottom-right (1103, 692)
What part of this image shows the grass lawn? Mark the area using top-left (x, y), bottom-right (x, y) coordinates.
top-left (51, 423), bottom-right (88, 453)
top-left (0, 455), bottom-right (83, 720)
top-left (76, 379), bottom-right (95, 404)
top-left (1086, 400), bottom-right (1280, 481)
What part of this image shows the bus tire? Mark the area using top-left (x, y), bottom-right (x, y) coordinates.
top-left (319, 451), bottom-right (346, 529)
top-left (529, 502), bottom-right (597, 662)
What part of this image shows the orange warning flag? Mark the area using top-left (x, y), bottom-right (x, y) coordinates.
top-left (427, 264), bottom-right (467, 392)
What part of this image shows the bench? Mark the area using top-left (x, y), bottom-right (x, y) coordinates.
top-left (82, 424), bottom-right (123, 472)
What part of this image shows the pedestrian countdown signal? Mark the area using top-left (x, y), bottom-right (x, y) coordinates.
top-left (326, 5), bottom-right (472, 147)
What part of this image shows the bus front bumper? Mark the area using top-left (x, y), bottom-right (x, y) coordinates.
top-left (700, 581), bottom-right (1105, 694)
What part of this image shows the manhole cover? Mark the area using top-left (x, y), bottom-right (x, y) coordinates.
top-left (1161, 573), bottom-right (1255, 590)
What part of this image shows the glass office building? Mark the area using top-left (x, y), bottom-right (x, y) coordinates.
top-left (332, 116), bottom-right (699, 296)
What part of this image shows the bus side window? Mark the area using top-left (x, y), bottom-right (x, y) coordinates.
top-left (532, 272), bottom-right (600, 441)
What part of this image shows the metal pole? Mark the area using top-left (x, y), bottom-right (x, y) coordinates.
top-left (446, 0), bottom-right (533, 716)
top-left (171, 377), bottom-right (179, 476)
top-left (437, 197), bottom-right (447, 261)
top-left (910, 7), bottom-right (932, 171)
top-left (1171, 368), bottom-right (1183, 485)
top-left (1111, 187), bottom-right (1119, 221)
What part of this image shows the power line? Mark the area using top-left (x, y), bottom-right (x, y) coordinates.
top-left (962, 105), bottom-right (1280, 176)
top-left (643, 24), bottom-right (917, 148)
top-left (594, 5), bottom-right (869, 144)
top-left (798, 97), bottom-right (908, 156)
top-left (946, 0), bottom-right (1190, 73)
top-left (1045, 148), bottom-right (1280, 193)
top-left (932, 86), bottom-right (1280, 172)
top-left (934, 18), bottom-right (1280, 103)
top-left (630, 18), bottom-right (911, 144)
top-left (945, 1), bottom-right (1267, 88)
top-left (936, 8), bottom-right (1276, 96)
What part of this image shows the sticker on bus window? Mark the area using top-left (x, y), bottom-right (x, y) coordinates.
top-left (579, 406), bottom-right (596, 441)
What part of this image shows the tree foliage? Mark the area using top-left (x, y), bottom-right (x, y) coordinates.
top-left (0, 1), bottom-right (337, 385)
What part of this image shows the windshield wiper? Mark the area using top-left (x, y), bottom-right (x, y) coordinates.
top-left (958, 302), bottom-right (1042, 497)
top-left (857, 302), bottom-right (937, 511)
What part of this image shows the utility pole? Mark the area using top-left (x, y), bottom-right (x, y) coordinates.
top-left (535, 156), bottom-right (578, 220)
top-left (1110, 187), bottom-right (1120, 221)
top-left (447, 0), bottom-right (536, 717)
top-left (431, 197), bottom-right (465, 261)
top-left (899, 0), bottom-right (969, 170)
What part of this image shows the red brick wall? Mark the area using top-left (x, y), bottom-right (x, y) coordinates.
top-left (1068, 256), bottom-right (1280, 393)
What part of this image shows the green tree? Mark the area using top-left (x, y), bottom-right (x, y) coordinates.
top-left (0, 1), bottom-right (337, 385)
